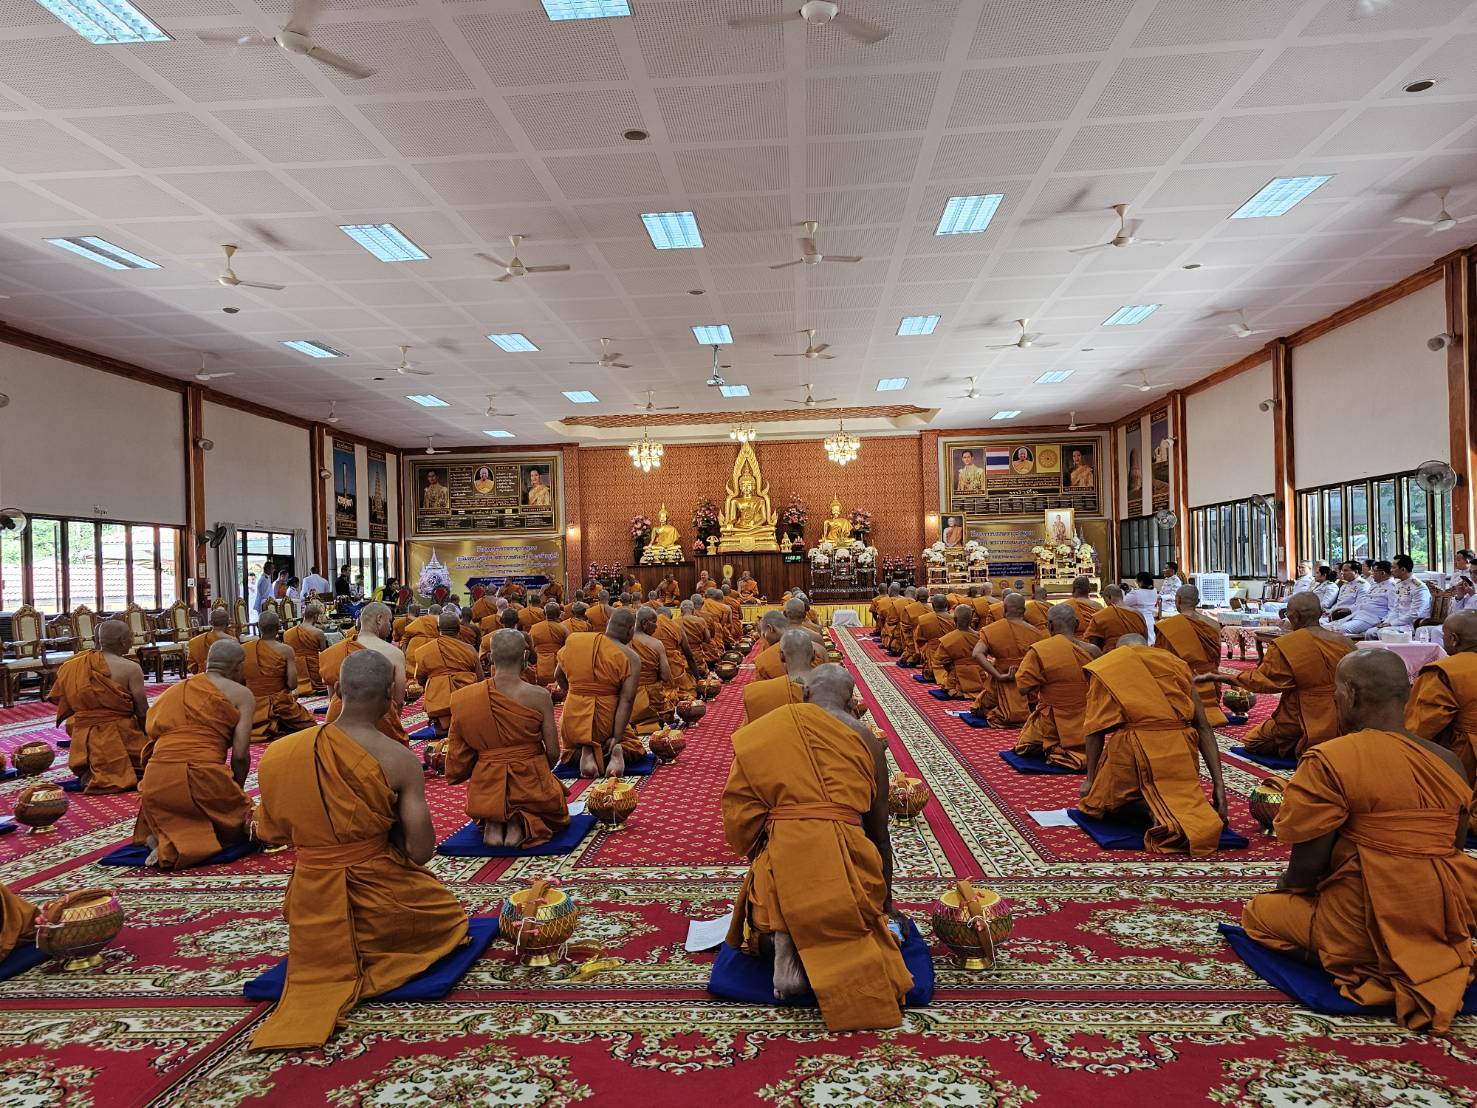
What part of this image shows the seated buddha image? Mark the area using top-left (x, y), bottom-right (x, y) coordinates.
top-left (718, 442), bottom-right (780, 552)
top-left (819, 495), bottom-right (852, 545)
top-left (645, 504), bottom-right (682, 557)
top-left (728, 475), bottom-right (770, 529)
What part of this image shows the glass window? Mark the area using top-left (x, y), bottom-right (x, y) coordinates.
top-left (30, 519), bottom-right (64, 613)
top-left (100, 523), bottom-right (129, 610)
top-left (159, 528), bottom-right (178, 606)
top-left (1, 525), bottom-right (22, 610)
top-left (1347, 484), bottom-right (1369, 563)
top-left (132, 526), bottom-right (158, 609)
top-left (1192, 496), bottom-right (1273, 578)
top-left (67, 521), bottom-right (98, 610)
top-left (1323, 490), bottom-right (1343, 565)
top-left (1402, 477), bottom-right (1430, 569)
top-left (1374, 479), bottom-right (1397, 560)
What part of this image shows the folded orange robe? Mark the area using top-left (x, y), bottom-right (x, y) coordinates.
top-left (134, 676), bottom-right (252, 868)
top-left (283, 625), bottom-right (325, 694)
top-left (654, 614), bottom-right (694, 698)
top-left (1406, 651), bottom-right (1477, 792)
top-left (630, 637), bottom-right (670, 730)
top-left (913, 611), bottom-right (951, 682)
top-left (528, 619), bottom-right (569, 684)
top-left (743, 674), bottom-right (806, 722)
top-left (1014, 636), bottom-right (1091, 770)
top-left (1153, 613), bottom-right (1228, 727)
top-left (1079, 647), bottom-right (1223, 856)
top-left (935, 629), bottom-right (983, 698)
top-left (1084, 606), bottom-right (1146, 651)
top-left (1066, 598), bottom-right (1102, 628)
top-left (250, 724), bottom-right (469, 1050)
top-left (0, 883), bottom-right (37, 961)
top-left (320, 640), bottom-right (409, 747)
top-left (557, 632), bottom-right (641, 773)
top-left (399, 616), bottom-right (439, 666)
top-left (1242, 729), bottom-right (1477, 1032)
top-left (242, 639), bottom-right (316, 742)
top-left (447, 682), bottom-right (567, 846)
top-left (722, 703), bottom-right (912, 1031)
top-left (972, 620), bottom-right (1044, 726)
top-left (186, 629), bottom-right (230, 675)
top-left (1023, 600), bottom-right (1051, 630)
top-left (1236, 628), bottom-right (1354, 758)
top-left (51, 650), bottom-right (146, 793)
top-left (413, 636), bottom-right (480, 727)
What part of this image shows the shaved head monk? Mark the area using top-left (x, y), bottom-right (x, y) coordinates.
top-left (556, 607), bottom-right (641, 777)
top-left (879, 583), bottom-right (904, 654)
top-left (1153, 584), bottom-right (1228, 727)
top-left (134, 638), bottom-right (255, 869)
top-left (703, 589), bottom-right (734, 649)
top-left (399, 605), bottom-right (440, 666)
top-left (448, 629), bottom-right (567, 849)
top-left (935, 604), bottom-right (984, 701)
top-left (1405, 609), bottom-right (1477, 799)
top-left (414, 611), bottom-right (484, 738)
top-left (753, 612), bottom-right (790, 680)
top-left (1078, 634), bottom-right (1229, 856)
top-left (630, 607), bottom-right (673, 731)
top-left (970, 593), bottom-right (1044, 726)
top-left (470, 586), bottom-right (496, 626)
top-left (722, 664), bottom-right (913, 1029)
top-left (242, 612), bottom-right (316, 742)
top-left (783, 597), bottom-right (826, 645)
top-left (915, 594), bottom-right (953, 685)
top-left (1084, 585), bottom-right (1148, 652)
top-left (653, 604), bottom-right (697, 701)
top-left (1013, 604), bottom-right (1100, 771)
top-left (187, 608), bottom-right (235, 675)
top-left (320, 602), bottom-right (409, 747)
top-left (587, 591), bottom-right (614, 633)
top-left (250, 649), bottom-right (469, 1051)
top-left (681, 600), bottom-right (713, 671)
top-left (744, 628), bottom-right (821, 723)
top-left (528, 601), bottom-right (569, 685)
top-left (563, 601), bottom-right (592, 635)
top-left (1242, 649), bottom-right (1477, 1032)
top-left (1023, 586), bottom-right (1052, 630)
top-left (1201, 591), bottom-right (1354, 759)
top-left (897, 588), bottom-right (929, 666)
top-left (737, 571), bottom-right (761, 602)
top-left (50, 619), bottom-right (148, 793)
top-left (394, 603), bottom-right (421, 645)
top-left (284, 602), bottom-right (328, 695)
top-left (1065, 576), bottom-right (1102, 629)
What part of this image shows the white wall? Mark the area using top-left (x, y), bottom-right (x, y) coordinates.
top-left (203, 401), bottom-right (310, 534)
top-left (1185, 360), bottom-right (1275, 506)
top-left (0, 343), bottom-right (186, 524)
top-left (1291, 281), bottom-right (1448, 489)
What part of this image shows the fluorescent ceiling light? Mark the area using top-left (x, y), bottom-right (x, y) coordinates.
top-left (876, 377), bottom-right (909, 392)
top-left (1035, 369), bottom-right (1074, 384)
top-left (406, 394), bottom-right (448, 408)
top-left (1230, 175), bottom-right (1332, 219)
top-left (692, 324), bottom-right (732, 344)
top-left (338, 223), bottom-right (428, 262)
top-left (540, 0), bottom-right (629, 19)
top-left (897, 315), bottom-right (940, 336)
top-left (34, 0), bottom-right (170, 44)
top-left (935, 194), bottom-right (1003, 235)
top-left (563, 390), bottom-right (599, 404)
top-left (718, 384), bottom-right (750, 398)
top-left (47, 235), bottom-right (159, 270)
top-left (991, 410), bottom-right (1021, 420)
top-left (487, 332), bottom-right (539, 352)
top-left (483, 429), bottom-right (515, 438)
top-left (282, 340), bottom-right (345, 358)
top-left (641, 211), bottom-right (703, 250)
top-left (1102, 304), bottom-right (1160, 327)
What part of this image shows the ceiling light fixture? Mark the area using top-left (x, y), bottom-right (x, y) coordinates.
top-left (338, 223), bottom-right (428, 262)
top-left (1035, 370), bottom-right (1074, 384)
top-left (729, 423), bottom-right (757, 443)
top-left (487, 332), bottom-right (539, 352)
top-left (876, 377), bottom-right (908, 392)
top-left (719, 384), bottom-right (750, 398)
top-left (282, 340), bottom-right (345, 358)
top-left (692, 324), bottom-right (732, 344)
top-left (1403, 79), bottom-right (1435, 93)
top-left (992, 410), bottom-right (1021, 420)
top-left (1102, 304), bottom-right (1160, 326)
top-left (34, 0), bottom-right (169, 44)
top-left (1182, 262), bottom-right (1202, 270)
top-left (1230, 175), bottom-right (1332, 219)
top-left (406, 394), bottom-right (448, 408)
top-left (897, 314), bottom-right (940, 336)
top-left (541, 0), bottom-right (629, 19)
top-left (47, 236), bottom-right (159, 270)
top-left (824, 420), bottom-right (860, 466)
top-left (628, 427), bottom-right (664, 472)
top-left (563, 390), bottom-right (599, 404)
top-left (935, 194), bottom-right (1003, 235)
top-left (623, 128), bottom-right (649, 141)
top-left (483, 429), bottom-right (515, 438)
top-left (641, 211), bottom-right (703, 250)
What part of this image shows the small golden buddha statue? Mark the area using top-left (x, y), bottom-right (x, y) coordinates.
top-left (819, 495), bottom-right (853, 545)
top-left (641, 504), bottom-right (683, 563)
top-left (718, 441), bottom-right (779, 552)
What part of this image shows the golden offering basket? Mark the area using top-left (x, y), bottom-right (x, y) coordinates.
top-left (931, 880), bottom-right (1012, 970)
top-left (698, 676), bottom-right (722, 700)
top-left (11, 740), bottom-right (56, 777)
top-left (648, 728), bottom-right (686, 764)
top-left (1221, 687), bottom-right (1257, 722)
top-left (1247, 776), bottom-right (1287, 835)
top-left (12, 783), bottom-right (68, 834)
top-left (887, 773), bottom-right (930, 822)
top-left (36, 888), bottom-right (124, 971)
top-left (405, 681), bottom-right (425, 701)
top-left (585, 779), bottom-right (638, 832)
top-left (499, 879), bottom-right (580, 968)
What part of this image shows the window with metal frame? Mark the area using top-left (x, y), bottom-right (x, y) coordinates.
top-left (0, 515), bottom-right (185, 614)
top-left (1296, 470), bottom-right (1450, 571)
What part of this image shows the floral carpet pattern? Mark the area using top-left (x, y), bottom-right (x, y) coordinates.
top-left (0, 630), bottom-right (1473, 1107)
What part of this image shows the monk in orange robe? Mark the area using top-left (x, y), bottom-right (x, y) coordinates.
top-left (1084, 585), bottom-right (1147, 652)
top-left (738, 572), bottom-right (762, 602)
top-left (654, 606), bottom-right (696, 700)
top-left (400, 605), bottom-right (441, 665)
top-left (454, 608), bottom-right (479, 649)
top-left (241, 611), bottom-right (316, 742)
top-left (1065, 576), bottom-right (1102, 629)
top-left (134, 640), bottom-right (256, 868)
top-left (447, 629), bottom-right (568, 849)
top-left (284, 602), bottom-right (328, 694)
top-left (0, 880), bottom-right (37, 965)
top-left (914, 595), bottom-right (952, 684)
top-left (1405, 609), bottom-right (1477, 794)
top-left (1242, 649), bottom-right (1477, 1032)
top-left (1153, 584), bottom-right (1228, 727)
top-left (249, 649), bottom-right (469, 1051)
top-left (876, 585), bottom-right (902, 653)
top-left (50, 619), bottom-right (148, 793)
top-left (935, 605), bottom-right (984, 700)
top-left (752, 612), bottom-right (789, 680)
top-left (971, 594), bottom-right (1044, 726)
top-left (527, 601), bottom-right (569, 684)
top-left (587, 592), bottom-right (614, 633)
top-left (391, 604), bottom-right (419, 646)
top-left (1014, 604), bottom-right (1099, 771)
top-left (517, 596), bottom-right (543, 634)
top-left (722, 665), bottom-right (913, 1029)
top-left (1023, 587), bottom-right (1052, 630)
top-left (680, 601), bottom-right (713, 670)
top-left (320, 603), bottom-right (409, 747)
top-left (1202, 593), bottom-right (1353, 758)
top-left (897, 588), bottom-right (929, 666)
top-left (555, 610), bottom-right (641, 777)
top-left (562, 601), bottom-right (593, 635)
top-left (968, 583), bottom-right (997, 630)
top-left (744, 629), bottom-right (821, 723)
top-left (1079, 636), bottom-right (1228, 856)
top-left (702, 589), bottom-right (734, 649)
top-left (630, 607), bottom-right (673, 731)
top-left (470, 588), bottom-right (495, 626)
top-left (186, 608), bottom-right (235, 674)
top-left (414, 611), bottom-right (483, 737)
top-left (721, 586), bottom-right (744, 634)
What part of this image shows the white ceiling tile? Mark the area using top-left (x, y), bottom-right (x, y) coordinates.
top-left (359, 99), bottom-right (511, 159)
top-left (632, 0), bottom-right (784, 80)
top-left (949, 62), bottom-right (1099, 127)
top-left (969, 0), bottom-right (1136, 58)
top-left (0, 119), bottom-right (122, 173)
top-left (67, 112), bottom-right (251, 169)
top-left (456, 10), bottom-right (627, 86)
top-left (1237, 39), bottom-right (1428, 109)
top-left (678, 144), bottom-right (790, 194)
top-left (210, 105), bottom-right (383, 164)
top-left (505, 88), bottom-right (648, 152)
top-left (159, 170), bottom-right (317, 215)
top-left (286, 165), bottom-right (432, 211)
top-left (654, 81), bottom-right (787, 144)
top-left (806, 72), bottom-right (940, 136)
top-left (36, 174), bottom-right (197, 219)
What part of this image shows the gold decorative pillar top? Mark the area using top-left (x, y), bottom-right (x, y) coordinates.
top-left (717, 441), bottom-right (780, 552)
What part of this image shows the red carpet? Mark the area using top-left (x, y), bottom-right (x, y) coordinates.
top-left (0, 639), bottom-right (1473, 1106)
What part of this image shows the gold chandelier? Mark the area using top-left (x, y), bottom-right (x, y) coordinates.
top-left (824, 420), bottom-right (859, 466)
top-left (628, 427), bottom-right (664, 472)
top-left (729, 423), bottom-right (757, 442)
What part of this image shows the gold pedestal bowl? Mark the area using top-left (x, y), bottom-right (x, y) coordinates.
top-left (13, 783), bottom-right (68, 834)
top-left (1247, 776), bottom-right (1287, 834)
top-left (887, 773), bottom-right (931, 822)
top-left (585, 778), bottom-right (638, 832)
top-left (11, 740), bottom-right (57, 777)
top-left (931, 881), bottom-right (1012, 970)
top-left (36, 888), bottom-right (124, 971)
top-left (499, 879), bottom-right (579, 967)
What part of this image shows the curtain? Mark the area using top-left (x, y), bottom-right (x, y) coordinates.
top-left (213, 522), bottom-right (239, 611)
top-left (293, 528), bottom-right (309, 580)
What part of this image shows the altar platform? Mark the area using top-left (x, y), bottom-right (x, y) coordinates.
top-left (626, 551), bottom-right (808, 600)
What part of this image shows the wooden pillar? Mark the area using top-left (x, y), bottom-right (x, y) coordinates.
top-left (562, 443), bottom-right (582, 593)
top-left (1171, 390), bottom-right (1190, 572)
top-left (1270, 339), bottom-right (1295, 577)
top-left (184, 384), bottom-right (207, 610)
top-left (308, 424), bottom-right (329, 570)
top-left (1448, 251), bottom-right (1475, 550)
top-left (1107, 424), bottom-right (1121, 579)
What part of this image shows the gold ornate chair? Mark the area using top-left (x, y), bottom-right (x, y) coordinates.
top-left (2, 605), bottom-right (54, 707)
top-left (71, 605), bottom-right (100, 653)
top-left (233, 596), bottom-right (250, 634)
top-left (280, 596), bottom-right (299, 626)
top-left (156, 600), bottom-right (192, 644)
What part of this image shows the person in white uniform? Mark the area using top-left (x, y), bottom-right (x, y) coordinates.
top-left (1290, 561), bottom-right (1316, 595)
top-left (1123, 571), bottom-right (1159, 644)
top-left (252, 558), bottom-right (275, 617)
top-left (1362, 554), bottom-right (1432, 638)
top-left (300, 565), bottom-right (331, 600)
top-left (1325, 561), bottom-right (1394, 636)
top-left (1311, 565), bottom-right (1340, 612)
top-left (1156, 561), bottom-right (1183, 614)
top-left (1327, 561), bottom-right (1368, 621)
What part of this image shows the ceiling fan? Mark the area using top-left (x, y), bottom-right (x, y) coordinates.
top-left (634, 390), bottom-right (679, 413)
top-left (196, 0), bottom-right (376, 80)
top-left (1068, 203), bottom-right (1171, 254)
top-left (475, 235), bottom-right (571, 282)
top-left (1227, 310), bottom-right (1270, 339)
top-left (783, 382), bottom-right (839, 407)
top-left (396, 345), bottom-right (431, 377)
top-left (485, 394), bottom-right (516, 417)
top-left (325, 400), bottom-right (339, 424)
top-left (193, 354), bottom-right (234, 382)
top-left (569, 338), bottom-right (630, 370)
top-left (729, 1), bottom-right (889, 43)
top-left (986, 319), bottom-right (1056, 350)
top-left (704, 344), bottom-right (733, 387)
top-left (769, 221), bottom-right (862, 269)
top-left (1120, 370), bottom-right (1164, 393)
top-left (1395, 187), bottom-right (1477, 233)
top-left (1067, 411), bottom-right (1097, 431)
top-left (775, 328), bottom-right (835, 360)
top-left (216, 244), bottom-right (283, 291)
top-left (953, 376), bottom-right (984, 400)
top-left (424, 436), bottom-right (440, 455)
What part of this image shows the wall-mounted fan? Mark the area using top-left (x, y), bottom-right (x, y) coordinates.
top-left (1415, 459), bottom-right (1459, 494)
top-left (1153, 509), bottom-right (1178, 530)
top-left (0, 508), bottom-right (28, 535)
top-left (196, 524), bottom-right (228, 549)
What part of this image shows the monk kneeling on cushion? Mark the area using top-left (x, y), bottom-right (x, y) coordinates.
top-left (320, 603), bottom-right (409, 747)
top-left (630, 608), bottom-right (673, 731)
top-left (1405, 609), bottom-right (1477, 798)
top-left (284, 602), bottom-right (328, 695)
top-left (1078, 635), bottom-right (1229, 857)
top-left (1153, 584), bottom-right (1228, 727)
top-left (555, 609), bottom-right (641, 778)
top-left (744, 629), bottom-right (820, 723)
top-left (413, 610), bottom-right (483, 738)
top-left (250, 649), bottom-right (469, 1051)
top-left (528, 601), bottom-right (569, 685)
top-left (935, 605), bottom-right (983, 701)
top-left (1242, 649), bottom-right (1477, 1032)
top-left (722, 664), bottom-right (913, 1030)
top-left (187, 608), bottom-right (235, 674)
top-left (1014, 604), bottom-right (1099, 771)
top-left (51, 619), bottom-right (148, 793)
top-left (447, 629), bottom-right (568, 849)
top-left (1083, 585), bottom-right (1148, 652)
top-left (242, 612), bottom-right (317, 742)
top-left (971, 593), bottom-right (1044, 726)
top-left (134, 639), bottom-right (256, 869)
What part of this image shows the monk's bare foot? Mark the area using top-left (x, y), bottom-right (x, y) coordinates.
top-left (580, 748), bottom-right (599, 778)
top-left (481, 822), bottom-right (505, 848)
top-left (144, 835), bottom-right (160, 867)
top-left (606, 745), bottom-right (625, 778)
top-left (503, 820), bottom-right (526, 849)
top-left (772, 932), bottom-right (808, 1000)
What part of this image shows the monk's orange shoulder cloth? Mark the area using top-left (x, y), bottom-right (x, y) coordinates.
top-left (556, 632), bottom-right (638, 773)
top-left (51, 650), bottom-right (145, 793)
top-left (0, 883), bottom-right (37, 961)
top-left (446, 682), bottom-right (567, 847)
top-left (742, 674), bottom-right (806, 723)
top-left (1405, 652), bottom-right (1477, 786)
top-left (320, 641), bottom-right (409, 747)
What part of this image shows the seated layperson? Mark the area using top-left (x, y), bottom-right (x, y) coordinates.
top-left (1325, 561), bottom-right (1394, 635)
top-left (51, 619), bottom-right (148, 793)
top-left (1360, 554), bottom-right (1431, 638)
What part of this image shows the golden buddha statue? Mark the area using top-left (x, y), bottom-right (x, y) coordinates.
top-left (641, 504), bottom-right (683, 564)
top-left (819, 494), bottom-right (853, 545)
top-left (718, 441), bottom-right (779, 552)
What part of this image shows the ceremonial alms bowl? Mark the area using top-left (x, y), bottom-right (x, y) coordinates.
top-left (1247, 776), bottom-right (1287, 834)
top-left (931, 880), bottom-right (1012, 970)
top-left (424, 739), bottom-right (448, 776)
top-left (887, 773), bottom-right (930, 822)
top-left (736, 637), bottom-right (755, 653)
top-left (825, 649), bottom-right (844, 663)
top-left (648, 728), bottom-right (686, 763)
top-left (35, 888), bottom-right (124, 971)
top-left (11, 740), bottom-right (56, 776)
top-left (499, 879), bottom-right (579, 967)
top-left (547, 682), bottom-right (566, 704)
top-left (405, 681), bottom-right (425, 701)
top-left (675, 699), bottom-right (706, 725)
top-left (1221, 688), bottom-right (1256, 721)
top-left (714, 661), bottom-right (740, 682)
top-left (720, 650), bottom-right (745, 666)
top-left (698, 676), bottom-right (723, 700)
top-left (13, 783), bottom-right (68, 834)
top-left (585, 778), bottom-right (638, 832)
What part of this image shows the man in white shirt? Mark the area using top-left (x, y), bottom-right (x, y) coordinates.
top-left (1311, 565), bottom-right (1340, 611)
top-left (1123, 571), bottom-right (1159, 644)
top-left (1327, 561), bottom-right (1368, 620)
top-left (1156, 560), bottom-right (1183, 614)
top-left (1326, 561), bottom-right (1394, 636)
top-left (252, 559), bottom-right (275, 616)
top-left (351, 574), bottom-right (366, 601)
top-left (1447, 576), bottom-right (1477, 613)
top-left (301, 565), bottom-right (331, 601)
top-left (1290, 561), bottom-right (1315, 594)
top-left (1444, 549), bottom-right (1475, 593)
top-left (1364, 554), bottom-right (1432, 637)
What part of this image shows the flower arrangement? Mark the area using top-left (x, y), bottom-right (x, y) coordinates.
top-left (857, 547), bottom-right (877, 567)
top-left (692, 539), bottom-right (707, 555)
top-left (416, 553), bottom-right (451, 598)
top-left (849, 507), bottom-right (872, 538)
top-left (691, 499), bottom-right (719, 537)
top-left (630, 515), bottom-right (653, 540)
top-left (967, 546), bottom-right (989, 564)
top-left (808, 547), bottom-right (830, 568)
top-left (781, 496), bottom-right (808, 530)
